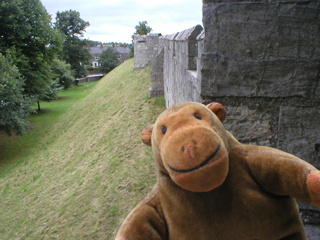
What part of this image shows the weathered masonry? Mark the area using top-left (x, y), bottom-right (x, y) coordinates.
top-left (152, 25), bottom-right (204, 103)
top-left (134, 33), bottom-right (161, 71)
top-left (134, 1), bottom-right (320, 237)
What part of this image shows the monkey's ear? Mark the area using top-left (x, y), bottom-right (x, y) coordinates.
top-left (207, 102), bottom-right (226, 123)
top-left (141, 125), bottom-right (154, 146)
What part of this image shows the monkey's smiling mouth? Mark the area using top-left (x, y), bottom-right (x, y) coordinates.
top-left (168, 145), bottom-right (221, 173)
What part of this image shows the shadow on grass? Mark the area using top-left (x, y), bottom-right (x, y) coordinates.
top-left (0, 134), bottom-right (24, 177)
top-left (31, 108), bottom-right (51, 115)
top-left (55, 96), bottom-right (70, 101)
top-left (1, 108), bottom-right (55, 176)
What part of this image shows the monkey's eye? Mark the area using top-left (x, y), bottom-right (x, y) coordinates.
top-left (194, 113), bottom-right (202, 120)
top-left (161, 126), bottom-right (167, 134)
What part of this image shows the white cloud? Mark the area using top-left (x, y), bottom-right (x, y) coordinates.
top-left (41, 0), bottom-right (202, 43)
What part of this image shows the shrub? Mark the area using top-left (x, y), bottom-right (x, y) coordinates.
top-left (0, 53), bottom-right (34, 135)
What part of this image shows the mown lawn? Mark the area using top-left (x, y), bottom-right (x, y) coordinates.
top-left (0, 59), bottom-right (166, 239)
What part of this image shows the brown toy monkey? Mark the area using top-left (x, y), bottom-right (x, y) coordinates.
top-left (116, 102), bottom-right (320, 240)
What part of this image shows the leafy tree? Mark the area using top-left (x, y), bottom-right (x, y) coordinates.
top-left (134, 21), bottom-right (153, 35)
top-left (55, 10), bottom-right (89, 38)
top-left (98, 48), bottom-right (120, 74)
top-left (51, 59), bottom-right (75, 89)
top-left (55, 10), bottom-right (92, 78)
top-left (130, 21), bottom-right (153, 57)
top-left (36, 80), bottom-right (63, 111)
top-left (0, 0), bottom-right (63, 101)
top-left (0, 53), bottom-right (34, 136)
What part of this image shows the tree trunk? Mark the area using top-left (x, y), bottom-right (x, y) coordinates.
top-left (37, 101), bottom-right (41, 112)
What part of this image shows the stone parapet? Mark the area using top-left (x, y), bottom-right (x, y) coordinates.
top-left (156, 25), bottom-right (203, 107)
top-left (134, 33), bottom-right (161, 71)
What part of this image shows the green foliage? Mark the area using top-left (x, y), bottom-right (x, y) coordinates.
top-left (51, 59), bottom-right (75, 89)
top-left (129, 44), bottom-right (134, 58)
top-left (0, 0), bottom-right (63, 100)
top-left (0, 53), bottom-right (34, 136)
top-left (55, 10), bottom-right (92, 78)
top-left (62, 37), bottom-right (91, 78)
top-left (36, 79), bottom-right (63, 111)
top-left (134, 21), bottom-right (153, 35)
top-left (130, 21), bottom-right (153, 58)
top-left (98, 47), bottom-right (120, 73)
top-left (55, 10), bottom-right (90, 38)
top-left (39, 80), bottom-right (63, 102)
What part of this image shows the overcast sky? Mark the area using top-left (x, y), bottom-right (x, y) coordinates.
top-left (41, 0), bottom-right (203, 43)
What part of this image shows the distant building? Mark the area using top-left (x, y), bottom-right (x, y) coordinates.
top-left (89, 45), bottom-right (131, 67)
top-left (113, 46), bottom-right (131, 62)
top-left (90, 46), bottom-right (104, 67)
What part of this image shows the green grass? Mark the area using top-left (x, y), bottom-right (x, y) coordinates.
top-left (0, 59), bottom-right (166, 239)
top-left (0, 81), bottom-right (98, 176)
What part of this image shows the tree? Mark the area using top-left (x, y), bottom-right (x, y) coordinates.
top-left (98, 48), bottom-right (120, 74)
top-left (55, 10), bottom-right (92, 78)
top-left (36, 80), bottom-right (63, 111)
top-left (130, 21), bottom-right (153, 57)
top-left (51, 59), bottom-right (75, 89)
top-left (0, 53), bottom-right (34, 136)
top-left (55, 10), bottom-right (89, 38)
top-left (134, 21), bottom-right (153, 35)
top-left (0, 0), bottom-right (63, 104)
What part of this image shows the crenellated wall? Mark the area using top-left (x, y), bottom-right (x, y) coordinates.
top-left (139, 26), bottom-right (204, 103)
top-left (161, 25), bottom-right (203, 107)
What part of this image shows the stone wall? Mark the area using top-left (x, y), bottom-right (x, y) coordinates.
top-left (200, 0), bottom-right (320, 237)
top-left (134, 0), bottom-right (320, 237)
top-left (200, 0), bottom-right (320, 160)
top-left (134, 33), bottom-right (161, 71)
top-left (160, 25), bottom-right (203, 107)
top-left (141, 26), bottom-right (204, 102)
top-left (150, 47), bottom-right (164, 97)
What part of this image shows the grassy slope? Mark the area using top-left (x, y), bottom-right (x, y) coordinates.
top-left (0, 59), bottom-right (166, 239)
top-left (0, 81), bottom-right (98, 175)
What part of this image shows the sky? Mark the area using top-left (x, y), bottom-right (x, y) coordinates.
top-left (41, 0), bottom-right (203, 44)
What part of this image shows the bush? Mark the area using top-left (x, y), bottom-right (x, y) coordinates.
top-left (51, 59), bottom-right (75, 89)
top-left (0, 53), bottom-right (34, 135)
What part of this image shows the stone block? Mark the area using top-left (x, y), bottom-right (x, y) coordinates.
top-left (277, 106), bottom-right (320, 168)
top-left (201, 1), bottom-right (320, 99)
top-left (223, 105), bottom-right (272, 146)
top-left (134, 33), bottom-right (161, 71)
top-left (201, 55), bottom-right (320, 98)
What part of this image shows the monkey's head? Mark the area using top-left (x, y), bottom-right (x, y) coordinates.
top-left (142, 102), bottom-right (231, 192)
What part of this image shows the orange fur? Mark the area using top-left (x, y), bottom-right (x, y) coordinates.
top-left (116, 102), bottom-right (319, 240)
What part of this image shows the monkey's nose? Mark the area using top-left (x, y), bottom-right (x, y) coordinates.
top-left (181, 141), bottom-right (198, 164)
top-left (181, 141), bottom-right (197, 152)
